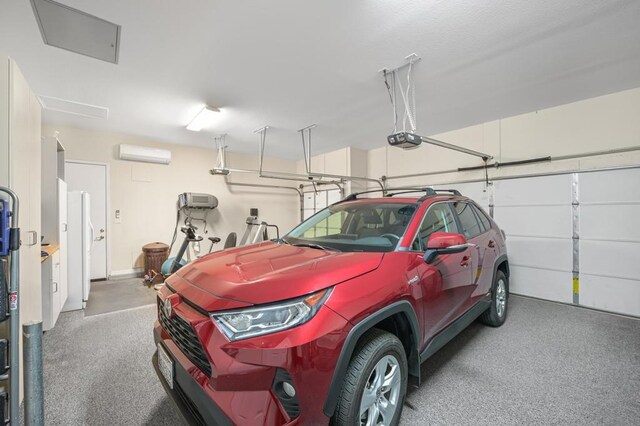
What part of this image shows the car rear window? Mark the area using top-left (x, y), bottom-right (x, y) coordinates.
top-left (453, 202), bottom-right (484, 239)
top-left (471, 204), bottom-right (491, 232)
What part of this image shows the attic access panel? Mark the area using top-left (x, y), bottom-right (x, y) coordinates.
top-left (31, 0), bottom-right (120, 64)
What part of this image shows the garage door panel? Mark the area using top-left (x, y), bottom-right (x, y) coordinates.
top-left (581, 204), bottom-right (640, 241)
top-left (506, 237), bottom-right (572, 272)
top-left (580, 168), bottom-right (640, 203)
top-left (494, 174), bottom-right (572, 205)
top-left (580, 240), bottom-right (640, 281)
top-left (494, 205), bottom-right (571, 238)
top-left (580, 274), bottom-right (640, 317)
top-left (510, 266), bottom-right (573, 303)
top-left (434, 182), bottom-right (489, 208)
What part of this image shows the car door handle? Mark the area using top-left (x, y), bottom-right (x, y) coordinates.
top-left (488, 240), bottom-right (495, 248)
top-left (460, 256), bottom-right (470, 267)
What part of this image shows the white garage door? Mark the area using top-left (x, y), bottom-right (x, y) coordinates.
top-left (493, 175), bottom-right (575, 304)
top-left (482, 168), bottom-right (640, 317)
top-left (434, 182), bottom-right (490, 211)
top-left (303, 188), bottom-right (342, 219)
top-left (579, 168), bottom-right (640, 316)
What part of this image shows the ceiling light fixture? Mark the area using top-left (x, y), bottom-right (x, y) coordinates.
top-left (186, 105), bottom-right (220, 131)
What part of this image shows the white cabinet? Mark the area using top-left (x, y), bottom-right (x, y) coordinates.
top-left (41, 133), bottom-right (68, 329)
top-left (58, 179), bottom-right (68, 305)
top-left (42, 250), bottom-right (66, 330)
top-left (0, 55), bottom-right (42, 325)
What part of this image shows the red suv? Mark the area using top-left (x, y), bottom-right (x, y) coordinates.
top-left (153, 188), bottom-right (509, 426)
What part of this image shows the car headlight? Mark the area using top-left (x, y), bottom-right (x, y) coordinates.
top-left (211, 288), bottom-right (332, 341)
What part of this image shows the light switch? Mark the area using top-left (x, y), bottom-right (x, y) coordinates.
top-left (115, 209), bottom-right (122, 224)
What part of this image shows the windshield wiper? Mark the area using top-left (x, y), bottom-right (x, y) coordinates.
top-left (291, 242), bottom-right (341, 252)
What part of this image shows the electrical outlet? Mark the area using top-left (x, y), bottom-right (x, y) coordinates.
top-left (114, 209), bottom-right (122, 224)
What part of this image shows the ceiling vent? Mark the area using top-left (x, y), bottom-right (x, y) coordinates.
top-left (39, 95), bottom-right (109, 119)
top-left (30, 0), bottom-right (121, 64)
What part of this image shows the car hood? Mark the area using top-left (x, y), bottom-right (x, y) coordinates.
top-left (169, 241), bottom-right (383, 308)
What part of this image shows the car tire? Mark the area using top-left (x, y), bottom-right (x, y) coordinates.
top-left (333, 329), bottom-right (408, 426)
top-left (479, 269), bottom-right (508, 327)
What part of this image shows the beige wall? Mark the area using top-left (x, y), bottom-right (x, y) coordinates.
top-left (295, 146), bottom-right (371, 194)
top-left (43, 125), bottom-right (300, 275)
top-left (44, 87), bottom-right (640, 274)
top-left (368, 87), bottom-right (640, 186)
top-left (292, 87), bottom-right (640, 193)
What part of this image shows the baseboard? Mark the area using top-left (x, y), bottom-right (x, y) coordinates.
top-left (110, 268), bottom-right (144, 279)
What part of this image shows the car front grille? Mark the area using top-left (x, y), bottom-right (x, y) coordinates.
top-left (158, 297), bottom-right (212, 377)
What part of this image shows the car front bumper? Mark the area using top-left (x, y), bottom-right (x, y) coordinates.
top-left (152, 334), bottom-right (232, 426)
top-left (153, 293), bottom-right (351, 425)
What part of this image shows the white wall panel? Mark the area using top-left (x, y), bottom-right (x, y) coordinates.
top-left (510, 267), bottom-right (573, 304)
top-left (303, 193), bottom-right (314, 210)
top-left (581, 240), bottom-right (640, 282)
top-left (493, 174), bottom-right (573, 303)
top-left (506, 236), bottom-right (572, 272)
top-left (434, 182), bottom-right (489, 209)
top-left (580, 168), bottom-right (640, 203)
top-left (580, 275), bottom-right (640, 317)
top-left (578, 168), bottom-right (640, 316)
top-left (580, 204), bottom-right (640, 241)
top-left (494, 205), bottom-right (571, 238)
top-left (327, 189), bottom-right (342, 205)
top-left (494, 174), bottom-right (572, 205)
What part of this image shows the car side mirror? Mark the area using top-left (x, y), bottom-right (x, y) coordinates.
top-left (423, 232), bottom-right (468, 264)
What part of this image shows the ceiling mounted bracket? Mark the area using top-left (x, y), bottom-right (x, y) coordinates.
top-left (380, 54), bottom-right (421, 134)
top-left (212, 134), bottom-right (228, 173)
top-left (381, 54), bottom-right (493, 161)
top-left (254, 126), bottom-right (270, 175)
top-left (298, 124), bottom-right (317, 174)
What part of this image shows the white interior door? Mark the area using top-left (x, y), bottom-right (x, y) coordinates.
top-left (65, 161), bottom-right (108, 280)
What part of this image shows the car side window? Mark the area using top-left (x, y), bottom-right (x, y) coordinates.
top-left (411, 204), bottom-right (459, 251)
top-left (453, 202), bottom-right (483, 239)
top-left (471, 204), bottom-right (491, 231)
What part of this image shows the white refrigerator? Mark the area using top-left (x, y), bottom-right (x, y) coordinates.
top-left (63, 191), bottom-right (92, 311)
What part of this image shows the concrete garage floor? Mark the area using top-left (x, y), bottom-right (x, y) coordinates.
top-left (84, 278), bottom-right (158, 316)
top-left (41, 296), bottom-right (639, 425)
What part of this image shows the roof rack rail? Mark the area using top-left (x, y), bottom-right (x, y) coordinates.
top-left (337, 187), bottom-right (461, 203)
top-left (417, 188), bottom-right (461, 201)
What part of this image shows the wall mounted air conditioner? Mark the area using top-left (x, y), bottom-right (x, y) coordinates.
top-left (118, 144), bottom-right (171, 165)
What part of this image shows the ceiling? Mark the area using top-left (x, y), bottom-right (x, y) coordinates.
top-left (1, 0), bottom-right (639, 159)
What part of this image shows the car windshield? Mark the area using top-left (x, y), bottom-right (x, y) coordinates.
top-left (283, 202), bottom-right (417, 253)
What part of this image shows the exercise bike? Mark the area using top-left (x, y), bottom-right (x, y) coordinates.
top-left (161, 224), bottom-right (203, 276)
top-left (160, 224), bottom-right (237, 277)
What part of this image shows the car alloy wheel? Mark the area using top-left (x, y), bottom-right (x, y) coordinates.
top-left (496, 278), bottom-right (507, 318)
top-left (359, 354), bottom-right (401, 426)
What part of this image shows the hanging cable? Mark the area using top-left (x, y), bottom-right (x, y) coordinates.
top-left (393, 60), bottom-right (417, 133)
top-left (384, 70), bottom-right (398, 133)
